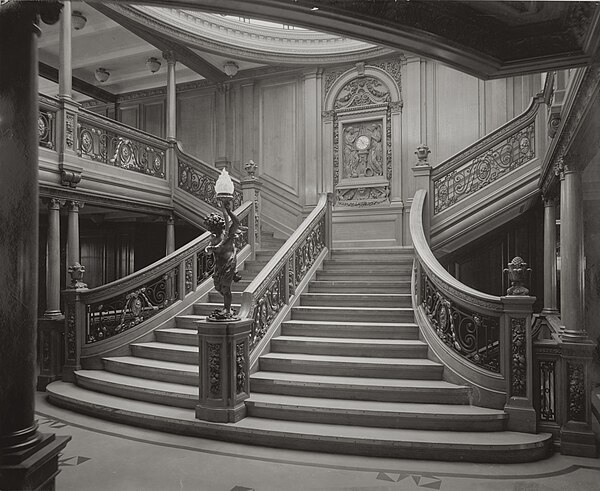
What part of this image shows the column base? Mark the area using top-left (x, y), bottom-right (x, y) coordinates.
top-left (560, 421), bottom-right (597, 457)
top-left (540, 308), bottom-right (560, 316)
top-left (195, 402), bottom-right (247, 423)
top-left (0, 433), bottom-right (70, 491)
top-left (42, 312), bottom-right (64, 320)
top-left (560, 329), bottom-right (591, 342)
top-left (504, 396), bottom-right (537, 433)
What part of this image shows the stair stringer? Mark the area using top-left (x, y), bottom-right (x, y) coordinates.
top-left (248, 247), bottom-right (329, 373)
top-left (80, 244), bottom-right (252, 370)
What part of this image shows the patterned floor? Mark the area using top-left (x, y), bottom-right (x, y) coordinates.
top-left (36, 393), bottom-right (600, 491)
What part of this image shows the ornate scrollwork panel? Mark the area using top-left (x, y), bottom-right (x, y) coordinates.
top-left (567, 361), bottom-right (585, 421)
top-left (185, 257), bottom-right (193, 295)
top-left (336, 185), bottom-right (389, 207)
top-left (208, 342), bottom-right (221, 399)
top-left (197, 249), bottom-right (215, 286)
top-left (334, 77), bottom-right (391, 110)
top-left (86, 267), bottom-right (178, 343)
top-left (539, 359), bottom-right (556, 421)
top-left (235, 341), bottom-right (246, 395)
top-left (251, 267), bottom-right (286, 351)
top-left (66, 302), bottom-right (76, 360)
top-left (38, 109), bottom-right (55, 149)
top-left (433, 123), bottom-right (535, 214)
top-left (422, 271), bottom-right (500, 372)
top-left (510, 317), bottom-right (527, 397)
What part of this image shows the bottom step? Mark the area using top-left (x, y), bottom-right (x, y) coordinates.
top-left (46, 382), bottom-right (552, 463)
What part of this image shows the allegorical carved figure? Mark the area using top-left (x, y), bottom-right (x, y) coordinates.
top-left (204, 200), bottom-right (242, 319)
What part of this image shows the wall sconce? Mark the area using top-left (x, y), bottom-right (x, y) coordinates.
top-left (95, 68), bottom-right (110, 83)
top-left (146, 57), bottom-right (161, 74)
top-left (72, 11), bottom-right (87, 31)
top-left (214, 169), bottom-right (235, 200)
top-left (223, 61), bottom-right (239, 78)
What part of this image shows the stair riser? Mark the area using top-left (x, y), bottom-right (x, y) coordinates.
top-left (102, 359), bottom-right (198, 386)
top-left (175, 317), bottom-right (203, 330)
top-left (323, 263), bottom-right (413, 272)
top-left (155, 331), bottom-right (197, 346)
top-left (316, 272), bottom-right (412, 281)
top-left (209, 291), bottom-right (244, 303)
top-left (281, 325), bottom-right (419, 340)
top-left (194, 304), bottom-right (241, 316)
top-left (76, 375), bottom-right (197, 409)
top-left (131, 345), bottom-right (198, 365)
top-left (330, 253), bottom-right (413, 262)
top-left (300, 296), bottom-right (411, 308)
top-left (250, 379), bottom-right (469, 404)
top-left (270, 341), bottom-right (427, 358)
top-left (258, 359), bottom-right (443, 379)
top-left (245, 404), bottom-right (506, 432)
top-left (291, 309), bottom-right (414, 323)
top-left (308, 283), bottom-right (410, 294)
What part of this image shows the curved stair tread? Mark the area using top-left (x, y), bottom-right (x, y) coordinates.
top-left (46, 382), bottom-right (551, 462)
top-left (261, 352), bottom-right (442, 365)
top-left (157, 328), bottom-right (197, 336)
top-left (292, 306), bottom-right (413, 312)
top-left (250, 372), bottom-right (461, 388)
top-left (273, 336), bottom-right (426, 346)
top-left (103, 356), bottom-right (198, 373)
top-left (131, 341), bottom-right (198, 353)
top-left (246, 393), bottom-right (506, 417)
top-left (76, 370), bottom-right (198, 396)
top-left (282, 320), bottom-right (418, 328)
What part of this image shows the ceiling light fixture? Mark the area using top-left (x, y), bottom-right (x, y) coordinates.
top-left (223, 61), bottom-right (239, 78)
top-left (146, 57), bottom-right (161, 74)
top-left (71, 11), bottom-right (87, 30)
top-left (95, 68), bottom-right (110, 83)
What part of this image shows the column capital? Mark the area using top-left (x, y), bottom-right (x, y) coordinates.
top-left (166, 215), bottom-right (175, 224)
top-left (554, 157), bottom-right (580, 180)
top-left (216, 82), bottom-right (231, 95)
top-left (66, 200), bottom-right (84, 212)
top-left (542, 193), bottom-right (557, 206)
top-left (162, 50), bottom-right (177, 64)
top-left (43, 197), bottom-right (65, 210)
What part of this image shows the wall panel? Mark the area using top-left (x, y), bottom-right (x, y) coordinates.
top-left (177, 92), bottom-right (214, 163)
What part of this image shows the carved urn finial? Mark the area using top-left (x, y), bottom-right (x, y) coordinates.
top-left (244, 160), bottom-right (258, 179)
top-left (415, 144), bottom-right (431, 165)
top-left (504, 257), bottom-right (531, 296)
top-left (67, 262), bottom-right (88, 289)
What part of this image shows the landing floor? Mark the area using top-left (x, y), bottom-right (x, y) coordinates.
top-left (36, 392), bottom-right (600, 491)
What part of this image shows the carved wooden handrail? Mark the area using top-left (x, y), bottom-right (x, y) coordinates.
top-left (239, 193), bottom-right (333, 353)
top-left (62, 201), bottom-right (254, 379)
top-left (430, 95), bottom-right (543, 215)
top-left (411, 189), bottom-right (537, 428)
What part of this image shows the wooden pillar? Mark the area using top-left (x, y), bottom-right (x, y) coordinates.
top-left (66, 200), bottom-right (83, 270)
top-left (58, 0), bottom-right (72, 99)
top-left (0, 2), bottom-right (70, 488)
top-left (542, 195), bottom-right (559, 315)
top-left (44, 198), bottom-right (64, 318)
top-left (166, 215), bottom-right (175, 255)
top-left (164, 50), bottom-right (177, 142)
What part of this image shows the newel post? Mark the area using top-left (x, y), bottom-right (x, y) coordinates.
top-left (62, 263), bottom-right (88, 383)
top-left (241, 160), bottom-right (262, 255)
top-left (501, 257), bottom-right (537, 433)
top-left (195, 318), bottom-right (253, 423)
top-left (412, 144), bottom-right (432, 242)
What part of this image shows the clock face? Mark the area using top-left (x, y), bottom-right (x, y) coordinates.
top-left (355, 135), bottom-right (370, 151)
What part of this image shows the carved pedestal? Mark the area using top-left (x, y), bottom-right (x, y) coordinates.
top-left (37, 317), bottom-right (65, 391)
top-left (196, 318), bottom-right (252, 423)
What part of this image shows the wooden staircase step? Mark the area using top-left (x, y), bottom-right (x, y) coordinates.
top-left (155, 328), bottom-right (198, 346)
top-left (291, 306), bottom-right (414, 322)
top-left (209, 291), bottom-right (244, 303)
top-left (245, 393), bottom-right (507, 431)
top-left (47, 382), bottom-right (552, 462)
top-left (280, 320), bottom-right (419, 339)
top-left (102, 356), bottom-right (198, 385)
top-left (300, 292), bottom-right (412, 308)
top-left (330, 248), bottom-right (413, 260)
top-left (316, 270), bottom-right (412, 281)
top-left (249, 372), bottom-right (471, 403)
top-left (323, 259), bottom-right (413, 270)
top-left (194, 302), bottom-right (241, 316)
top-left (74, 370), bottom-right (198, 408)
top-left (175, 314), bottom-right (206, 329)
top-left (258, 353), bottom-right (443, 379)
top-left (308, 280), bottom-right (411, 294)
top-left (271, 336), bottom-right (428, 358)
top-left (130, 341), bottom-right (198, 364)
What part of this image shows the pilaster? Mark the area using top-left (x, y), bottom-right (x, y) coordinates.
top-left (163, 50), bottom-right (177, 142)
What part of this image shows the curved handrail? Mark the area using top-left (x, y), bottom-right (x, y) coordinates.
top-left (66, 201), bottom-right (253, 347)
top-left (239, 193), bottom-right (331, 352)
top-left (411, 189), bottom-right (502, 314)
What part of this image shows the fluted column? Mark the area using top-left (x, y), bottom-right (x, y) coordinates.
top-left (66, 200), bottom-right (83, 270)
top-left (45, 198), bottom-right (64, 317)
top-left (163, 50), bottom-right (177, 142)
top-left (557, 162), bottom-right (585, 339)
top-left (166, 215), bottom-right (175, 255)
top-left (58, 0), bottom-right (72, 99)
top-left (0, 3), bottom-right (70, 488)
top-left (542, 195), bottom-right (559, 315)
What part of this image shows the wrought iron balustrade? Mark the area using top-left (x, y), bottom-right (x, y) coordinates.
top-left (239, 193), bottom-right (331, 352)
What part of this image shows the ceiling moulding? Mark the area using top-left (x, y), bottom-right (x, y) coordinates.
top-left (104, 4), bottom-right (396, 66)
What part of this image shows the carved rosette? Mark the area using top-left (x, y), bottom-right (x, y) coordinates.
top-left (208, 342), bottom-right (221, 399)
top-left (38, 109), bottom-right (55, 149)
top-left (235, 341), bottom-right (246, 395)
top-left (510, 317), bottom-right (527, 397)
top-left (567, 361), bottom-right (585, 421)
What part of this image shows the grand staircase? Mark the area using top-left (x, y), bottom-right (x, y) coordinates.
top-left (47, 246), bottom-right (552, 463)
